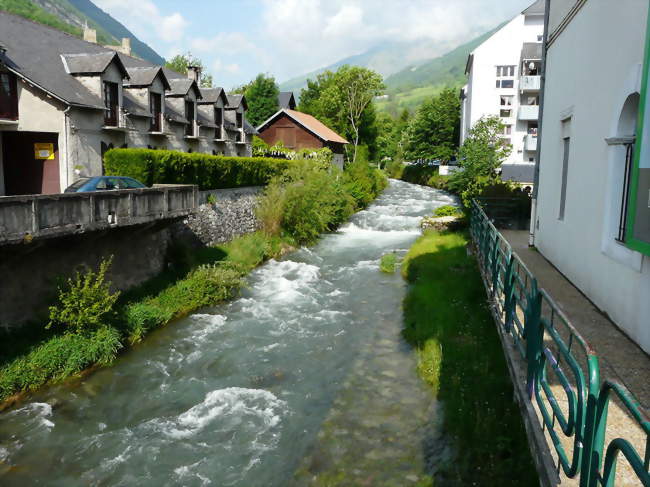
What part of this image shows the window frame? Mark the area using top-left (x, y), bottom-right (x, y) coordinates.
top-left (0, 71), bottom-right (19, 120)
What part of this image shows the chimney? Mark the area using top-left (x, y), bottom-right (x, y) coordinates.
top-left (83, 26), bottom-right (97, 44)
top-left (121, 37), bottom-right (131, 56)
top-left (187, 65), bottom-right (202, 82)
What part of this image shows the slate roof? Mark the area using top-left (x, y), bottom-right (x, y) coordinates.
top-left (198, 87), bottom-right (227, 105)
top-left (62, 51), bottom-right (128, 77)
top-left (244, 119), bottom-right (258, 135)
top-left (167, 77), bottom-right (202, 98)
top-left (522, 0), bottom-right (545, 15)
top-left (278, 91), bottom-right (296, 109)
top-left (257, 109), bottom-right (349, 145)
top-left (501, 163), bottom-right (535, 184)
top-left (521, 42), bottom-right (543, 60)
top-left (123, 91), bottom-right (151, 117)
top-left (226, 94), bottom-right (248, 110)
top-left (124, 66), bottom-right (171, 90)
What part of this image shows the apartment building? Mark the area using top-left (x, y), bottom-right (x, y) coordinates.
top-left (533, 0), bottom-right (650, 353)
top-left (0, 12), bottom-right (255, 196)
top-left (460, 0), bottom-right (545, 184)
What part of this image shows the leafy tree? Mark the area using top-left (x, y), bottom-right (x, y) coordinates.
top-left (449, 115), bottom-right (512, 206)
top-left (402, 88), bottom-right (460, 161)
top-left (165, 52), bottom-right (213, 87)
top-left (375, 109), bottom-right (410, 165)
top-left (244, 74), bottom-right (280, 126)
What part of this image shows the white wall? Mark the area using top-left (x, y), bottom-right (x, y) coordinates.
top-left (536, 0), bottom-right (650, 353)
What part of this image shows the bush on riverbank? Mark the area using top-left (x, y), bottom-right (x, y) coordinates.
top-left (104, 148), bottom-right (295, 190)
top-left (401, 230), bottom-right (537, 485)
top-left (257, 160), bottom-right (387, 244)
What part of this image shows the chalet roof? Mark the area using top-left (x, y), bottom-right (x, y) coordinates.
top-left (278, 91), bottom-right (296, 109)
top-left (123, 91), bottom-right (151, 118)
top-left (167, 77), bottom-right (202, 98)
top-left (522, 0), bottom-right (545, 15)
top-left (521, 42), bottom-right (543, 60)
top-left (198, 87), bottom-right (228, 105)
top-left (226, 94), bottom-right (248, 110)
top-left (62, 51), bottom-right (128, 78)
top-left (124, 66), bottom-right (171, 90)
top-left (257, 109), bottom-right (349, 145)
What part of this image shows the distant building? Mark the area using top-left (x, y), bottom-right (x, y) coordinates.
top-left (0, 12), bottom-right (255, 196)
top-left (533, 0), bottom-right (650, 353)
top-left (278, 92), bottom-right (296, 110)
top-left (257, 109), bottom-right (348, 168)
top-left (460, 0), bottom-right (545, 185)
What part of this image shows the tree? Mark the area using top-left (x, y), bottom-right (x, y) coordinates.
top-left (244, 74), bottom-right (280, 126)
top-left (402, 88), bottom-right (460, 161)
top-left (449, 115), bottom-right (512, 206)
top-left (165, 52), bottom-right (213, 87)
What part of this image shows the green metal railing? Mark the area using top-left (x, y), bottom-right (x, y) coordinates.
top-left (470, 200), bottom-right (649, 487)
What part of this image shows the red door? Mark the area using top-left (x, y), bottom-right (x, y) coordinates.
top-left (2, 132), bottom-right (60, 195)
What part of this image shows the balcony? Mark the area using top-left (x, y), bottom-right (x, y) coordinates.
top-left (518, 105), bottom-right (539, 121)
top-left (520, 75), bottom-right (541, 92)
top-left (524, 134), bottom-right (538, 151)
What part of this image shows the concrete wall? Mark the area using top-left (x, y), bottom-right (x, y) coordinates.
top-left (536, 0), bottom-right (650, 353)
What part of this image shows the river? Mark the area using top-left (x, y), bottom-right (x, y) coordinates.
top-left (0, 180), bottom-right (456, 486)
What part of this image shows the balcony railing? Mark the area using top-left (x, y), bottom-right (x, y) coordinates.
top-left (520, 75), bottom-right (541, 91)
top-left (518, 105), bottom-right (539, 121)
top-left (524, 134), bottom-right (538, 151)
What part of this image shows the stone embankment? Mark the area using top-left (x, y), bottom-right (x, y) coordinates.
top-left (173, 186), bottom-right (263, 246)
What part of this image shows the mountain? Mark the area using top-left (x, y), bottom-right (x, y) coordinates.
top-left (375, 24), bottom-right (504, 114)
top-left (0, 0), bottom-right (164, 64)
top-left (279, 39), bottom-right (455, 95)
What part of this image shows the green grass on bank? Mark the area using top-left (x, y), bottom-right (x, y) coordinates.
top-left (401, 230), bottom-right (537, 485)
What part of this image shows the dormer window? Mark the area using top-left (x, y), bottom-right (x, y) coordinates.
top-left (150, 92), bottom-right (162, 132)
top-left (185, 100), bottom-right (195, 136)
top-left (0, 72), bottom-right (18, 120)
top-left (103, 81), bottom-right (119, 126)
top-left (236, 112), bottom-right (243, 129)
top-left (214, 106), bottom-right (223, 139)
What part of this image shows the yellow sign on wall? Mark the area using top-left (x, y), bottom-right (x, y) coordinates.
top-left (34, 143), bottom-right (54, 160)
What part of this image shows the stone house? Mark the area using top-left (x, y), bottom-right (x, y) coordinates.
top-left (257, 109), bottom-right (349, 168)
top-left (0, 11), bottom-right (255, 196)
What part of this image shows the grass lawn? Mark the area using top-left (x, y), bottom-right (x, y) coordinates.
top-left (401, 229), bottom-right (537, 485)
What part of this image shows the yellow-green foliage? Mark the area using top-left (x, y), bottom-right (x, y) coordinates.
top-left (401, 230), bottom-right (537, 484)
top-left (379, 253), bottom-right (398, 273)
top-left (103, 148), bottom-right (296, 190)
top-left (432, 205), bottom-right (462, 217)
top-left (47, 258), bottom-right (119, 335)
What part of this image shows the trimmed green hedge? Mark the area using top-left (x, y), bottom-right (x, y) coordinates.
top-left (103, 149), bottom-right (296, 190)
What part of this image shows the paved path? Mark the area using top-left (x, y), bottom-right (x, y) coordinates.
top-left (502, 230), bottom-right (648, 486)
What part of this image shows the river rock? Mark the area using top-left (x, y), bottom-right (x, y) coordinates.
top-left (420, 215), bottom-right (465, 231)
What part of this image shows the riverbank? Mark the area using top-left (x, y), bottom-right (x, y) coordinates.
top-left (401, 229), bottom-right (538, 485)
top-left (0, 161), bottom-right (386, 408)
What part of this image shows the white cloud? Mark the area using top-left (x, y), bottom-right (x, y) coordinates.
top-left (93, 0), bottom-right (188, 44)
top-left (190, 32), bottom-right (255, 54)
top-left (212, 58), bottom-right (241, 75)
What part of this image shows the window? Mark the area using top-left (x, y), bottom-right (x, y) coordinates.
top-left (185, 100), bottom-right (195, 136)
top-left (617, 143), bottom-right (635, 241)
top-left (501, 125), bottom-right (512, 135)
top-left (496, 79), bottom-right (514, 89)
top-left (150, 92), bottom-right (162, 132)
top-left (236, 112), bottom-right (243, 129)
top-left (103, 81), bottom-right (119, 126)
top-left (0, 72), bottom-right (18, 120)
top-left (525, 96), bottom-right (539, 106)
top-left (500, 109), bottom-right (512, 118)
top-left (214, 107), bottom-right (223, 139)
top-left (496, 65), bottom-right (515, 77)
top-left (559, 136), bottom-right (570, 220)
top-left (500, 95), bottom-right (513, 106)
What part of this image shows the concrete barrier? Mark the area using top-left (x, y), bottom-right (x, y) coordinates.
top-left (0, 185), bottom-right (198, 245)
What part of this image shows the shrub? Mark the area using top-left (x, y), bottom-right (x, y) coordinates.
top-left (433, 205), bottom-right (462, 217)
top-left (385, 160), bottom-right (404, 179)
top-left (401, 163), bottom-right (439, 186)
top-left (427, 173), bottom-right (450, 190)
top-left (124, 302), bottom-right (173, 344)
top-left (47, 258), bottom-right (120, 335)
top-left (104, 148), bottom-right (296, 190)
top-left (379, 253), bottom-right (398, 273)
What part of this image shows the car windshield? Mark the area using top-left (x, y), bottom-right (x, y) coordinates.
top-left (122, 178), bottom-right (146, 189)
top-left (66, 178), bottom-right (90, 190)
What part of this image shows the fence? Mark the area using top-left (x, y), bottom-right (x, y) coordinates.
top-left (470, 200), bottom-right (649, 487)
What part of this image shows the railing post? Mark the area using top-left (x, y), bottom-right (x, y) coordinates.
top-left (525, 278), bottom-right (543, 398)
top-left (503, 253), bottom-right (515, 332)
top-left (581, 360), bottom-right (603, 487)
top-left (490, 236), bottom-right (500, 297)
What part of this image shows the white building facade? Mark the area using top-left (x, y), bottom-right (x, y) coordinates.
top-left (460, 0), bottom-right (545, 184)
top-left (534, 0), bottom-right (650, 353)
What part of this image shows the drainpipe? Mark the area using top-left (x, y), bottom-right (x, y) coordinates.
top-left (529, 0), bottom-right (551, 246)
top-left (63, 105), bottom-right (71, 188)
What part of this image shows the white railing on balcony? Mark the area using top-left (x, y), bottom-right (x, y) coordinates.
top-left (518, 105), bottom-right (539, 121)
top-left (524, 134), bottom-right (538, 151)
top-left (520, 75), bottom-right (541, 91)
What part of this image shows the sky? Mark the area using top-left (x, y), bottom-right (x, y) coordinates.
top-left (93, 0), bottom-right (533, 90)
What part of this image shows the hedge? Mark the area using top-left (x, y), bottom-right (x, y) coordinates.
top-left (103, 148), bottom-right (297, 190)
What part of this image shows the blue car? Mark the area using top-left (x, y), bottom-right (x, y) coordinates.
top-left (64, 176), bottom-right (147, 193)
